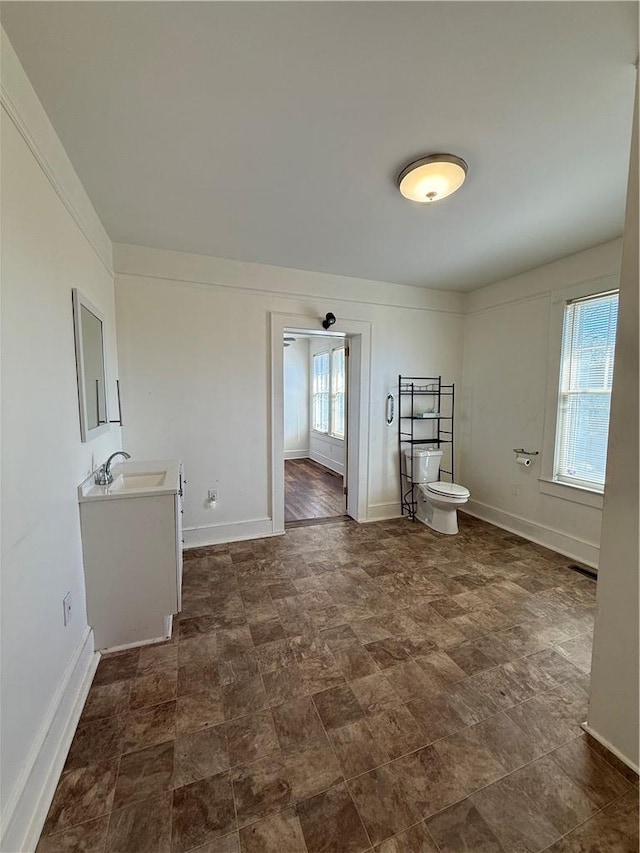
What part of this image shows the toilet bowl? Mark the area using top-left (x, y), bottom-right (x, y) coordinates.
top-left (416, 481), bottom-right (470, 535)
top-left (404, 448), bottom-right (470, 535)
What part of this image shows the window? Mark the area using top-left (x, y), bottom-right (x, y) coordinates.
top-left (312, 351), bottom-right (330, 433)
top-left (554, 290), bottom-right (618, 491)
top-left (312, 346), bottom-right (346, 438)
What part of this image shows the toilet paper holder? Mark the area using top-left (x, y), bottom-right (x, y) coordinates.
top-left (513, 448), bottom-right (539, 456)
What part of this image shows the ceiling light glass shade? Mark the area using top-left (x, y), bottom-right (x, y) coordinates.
top-left (397, 154), bottom-right (468, 203)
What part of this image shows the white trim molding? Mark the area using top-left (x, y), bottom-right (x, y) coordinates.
top-left (0, 629), bottom-right (98, 853)
top-left (464, 499), bottom-right (600, 568)
top-left (183, 517), bottom-right (277, 548)
top-left (284, 450), bottom-right (309, 460)
top-left (538, 477), bottom-right (604, 509)
top-left (0, 27), bottom-right (113, 275)
top-left (364, 502), bottom-right (403, 523)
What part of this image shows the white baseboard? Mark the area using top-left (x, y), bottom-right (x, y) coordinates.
top-left (1, 627), bottom-right (98, 853)
top-left (284, 450), bottom-right (309, 460)
top-left (364, 502), bottom-right (403, 522)
top-left (183, 517), bottom-right (277, 548)
top-left (464, 499), bottom-right (600, 568)
top-left (581, 722), bottom-right (640, 775)
top-left (308, 450), bottom-right (344, 476)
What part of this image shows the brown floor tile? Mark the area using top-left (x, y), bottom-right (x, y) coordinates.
top-left (331, 640), bottom-right (380, 680)
top-left (37, 519), bottom-right (612, 853)
top-left (351, 672), bottom-right (403, 716)
top-left (509, 753), bottom-right (600, 834)
top-left (176, 689), bottom-right (225, 735)
top-left (284, 741), bottom-right (344, 800)
top-left (232, 754), bottom-right (293, 827)
top-left (36, 816), bottom-right (109, 853)
top-left (471, 776), bottom-right (561, 852)
top-left (249, 617), bottom-right (286, 646)
top-left (93, 649), bottom-right (140, 686)
top-left (329, 718), bottom-right (390, 778)
top-left (64, 716), bottom-right (126, 772)
top-left (549, 738), bottom-right (631, 808)
top-left (188, 833), bottom-right (240, 852)
top-left (544, 788), bottom-right (639, 852)
top-left (172, 772), bottom-right (236, 852)
top-left (367, 705), bottom-right (428, 760)
top-left (173, 725), bottom-right (230, 787)
top-left (374, 820), bottom-right (439, 852)
top-left (124, 701), bottom-right (176, 753)
top-left (392, 746), bottom-right (468, 818)
top-left (221, 674), bottom-right (268, 720)
top-left (138, 642), bottom-right (179, 674)
top-left (41, 760), bottom-right (119, 836)
top-left (81, 681), bottom-right (130, 722)
top-left (471, 712), bottom-right (543, 771)
top-left (262, 663), bottom-right (308, 706)
top-left (297, 783), bottom-right (371, 853)
top-left (272, 696), bottom-right (328, 755)
top-left (579, 732), bottom-right (640, 786)
top-left (225, 709), bottom-right (279, 766)
top-left (365, 638), bottom-right (412, 670)
top-left (313, 684), bottom-right (365, 730)
top-left (113, 741), bottom-right (174, 809)
top-left (178, 661), bottom-right (221, 696)
top-left (348, 764), bottom-right (422, 846)
top-left (239, 807), bottom-right (307, 852)
top-left (426, 799), bottom-right (504, 852)
top-left (446, 642), bottom-right (496, 676)
top-left (433, 726), bottom-right (508, 795)
top-left (130, 669), bottom-right (177, 710)
top-left (106, 793), bottom-right (172, 853)
top-left (406, 692), bottom-right (471, 744)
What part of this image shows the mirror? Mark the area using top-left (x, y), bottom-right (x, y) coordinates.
top-left (72, 288), bottom-right (110, 441)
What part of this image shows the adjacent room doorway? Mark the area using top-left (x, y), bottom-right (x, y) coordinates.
top-left (283, 332), bottom-right (348, 524)
top-left (270, 312), bottom-right (372, 535)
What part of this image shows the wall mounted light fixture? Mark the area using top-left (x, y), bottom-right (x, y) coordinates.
top-left (397, 153), bottom-right (468, 203)
top-left (322, 312), bottom-right (336, 330)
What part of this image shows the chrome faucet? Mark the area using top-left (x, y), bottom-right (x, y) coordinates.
top-left (95, 451), bottom-right (131, 486)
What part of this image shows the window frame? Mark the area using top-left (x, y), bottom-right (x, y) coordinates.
top-left (539, 275), bottom-right (619, 508)
top-left (311, 344), bottom-right (346, 440)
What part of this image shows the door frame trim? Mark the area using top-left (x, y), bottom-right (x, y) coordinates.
top-left (270, 312), bottom-right (371, 532)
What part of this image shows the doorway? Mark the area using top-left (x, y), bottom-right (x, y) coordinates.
top-left (283, 332), bottom-right (348, 524)
top-left (270, 312), bottom-right (372, 535)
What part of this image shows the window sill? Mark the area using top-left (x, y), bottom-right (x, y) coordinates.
top-left (538, 477), bottom-right (604, 509)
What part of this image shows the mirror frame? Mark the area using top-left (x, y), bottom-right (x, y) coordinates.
top-left (72, 288), bottom-right (110, 442)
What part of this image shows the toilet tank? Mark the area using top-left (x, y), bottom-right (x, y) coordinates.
top-left (404, 448), bottom-right (442, 483)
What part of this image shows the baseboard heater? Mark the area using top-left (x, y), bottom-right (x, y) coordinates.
top-left (569, 563), bottom-right (598, 581)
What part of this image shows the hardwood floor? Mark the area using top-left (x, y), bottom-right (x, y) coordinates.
top-left (285, 458), bottom-right (346, 523)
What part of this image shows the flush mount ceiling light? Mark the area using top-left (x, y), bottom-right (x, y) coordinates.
top-left (397, 153), bottom-right (468, 203)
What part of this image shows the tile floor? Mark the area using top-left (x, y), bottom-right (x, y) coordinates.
top-left (36, 514), bottom-right (639, 853)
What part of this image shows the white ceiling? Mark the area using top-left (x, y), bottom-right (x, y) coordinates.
top-left (2, 2), bottom-right (637, 291)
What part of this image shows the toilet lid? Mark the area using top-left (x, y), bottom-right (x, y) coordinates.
top-left (427, 481), bottom-right (470, 498)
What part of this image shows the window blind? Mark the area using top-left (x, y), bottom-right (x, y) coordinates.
top-left (554, 290), bottom-right (619, 490)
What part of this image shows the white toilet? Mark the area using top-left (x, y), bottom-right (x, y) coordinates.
top-left (405, 448), bottom-right (470, 535)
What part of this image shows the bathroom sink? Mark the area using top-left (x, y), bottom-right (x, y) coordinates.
top-left (78, 459), bottom-right (180, 501)
top-left (111, 472), bottom-right (167, 490)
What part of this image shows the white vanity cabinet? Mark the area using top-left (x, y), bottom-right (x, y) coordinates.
top-left (78, 459), bottom-right (184, 650)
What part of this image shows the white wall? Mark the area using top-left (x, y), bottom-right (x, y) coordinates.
top-left (308, 336), bottom-right (344, 476)
top-left (587, 79), bottom-right (638, 771)
top-left (283, 337), bottom-right (309, 458)
top-left (0, 30), bottom-right (120, 852)
top-left (459, 238), bottom-right (623, 567)
top-left (114, 243), bottom-right (465, 543)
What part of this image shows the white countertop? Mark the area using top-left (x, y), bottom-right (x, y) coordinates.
top-left (78, 459), bottom-right (181, 502)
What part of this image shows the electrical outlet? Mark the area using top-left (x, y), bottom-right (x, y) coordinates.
top-left (63, 592), bottom-right (73, 626)
top-left (208, 489), bottom-right (218, 505)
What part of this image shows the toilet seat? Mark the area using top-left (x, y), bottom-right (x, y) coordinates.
top-left (426, 481), bottom-right (470, 499)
